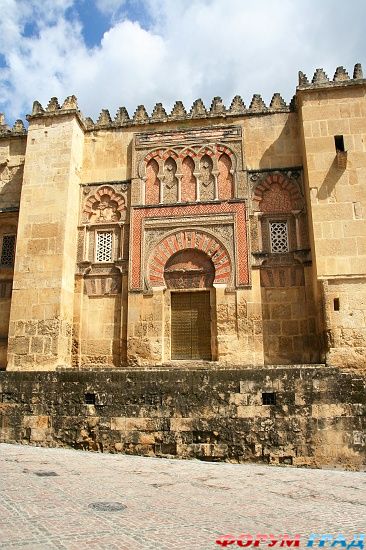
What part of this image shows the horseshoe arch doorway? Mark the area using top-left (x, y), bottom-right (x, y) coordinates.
top-left (164, 249), bottom-right (214, 360)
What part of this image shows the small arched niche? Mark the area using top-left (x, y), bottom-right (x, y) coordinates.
top-left (164, 249), bottom-right (215, 289)
top-left (145, 158), bottom-right (160, 205)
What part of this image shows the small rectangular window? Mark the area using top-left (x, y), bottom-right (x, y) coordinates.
top-left (334, 135), bottom-right (345, 152)
top-left (0, 234), bottom-right (16, 267)
top-left (269, 221), bottom-right (289, 253)
top-left (333, 298), bottom-right (340, 311)
top-left (262, 392), bottom-right (276, 405)
top-left (96, 231), bottom-right (113, 262)
top-left (84, 393), bottom-right (96, 405)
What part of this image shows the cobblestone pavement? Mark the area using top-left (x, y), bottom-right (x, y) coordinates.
top-left (0, 444), bottom-right (365, 550)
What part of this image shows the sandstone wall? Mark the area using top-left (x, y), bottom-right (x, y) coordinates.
top-left (7, 113), bottom-right (84, 371)
top-left (299, 86), bottom-right (366, 277)
top-left (0, 135), bottom-right (26, 210)
top-left (0, 366), bottom-right (364, 470)
top-left (82, 129), bottom-right (134, 183)
top-left (322, 277), bottom-right (366, 369)
top-left (243, 112), bottom-right (302, 169)
top-left (81, 112), bottom-right (301, 184)
top-left (261, 281), bottom-right (319, 364)
top-left (78, 293), bottom-right (122, 366)
top-left (0, 134), bottom-right (26, 368)
top-left (299, 84), bottom-right (366, 369)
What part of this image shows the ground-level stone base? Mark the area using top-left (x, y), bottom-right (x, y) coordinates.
top-left (0, 365), bottom-right (365, 470)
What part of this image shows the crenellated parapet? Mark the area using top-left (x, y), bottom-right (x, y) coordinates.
top-left (0, 113), bottom-right (27, 138)
top-left (26, 95), bottom-right (83, 126)
top-left (18, 62), bottom-right (364, 134)
top-left (81, 92), bottom-right (293, 131)
top-left (297, 62), bottom-right (365, 90)
top-left (27, 91), bottom-right (293, 133)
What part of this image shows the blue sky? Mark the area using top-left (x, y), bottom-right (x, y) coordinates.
top-left (0, 0), bottom-right (365, 125)
top-left (70, 2), bottom-right (110, 47)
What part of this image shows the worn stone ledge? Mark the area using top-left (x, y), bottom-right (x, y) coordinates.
top-left (0, 365), bottom-right (365, 470)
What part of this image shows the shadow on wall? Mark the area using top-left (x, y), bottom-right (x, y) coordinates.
top-left (126, 140), bottom-right (133, 181)
top-left (0, 338), bottom-right (7, 370)
top-left (317, 157), bottom-right (346, 201)
top-left (0, 164), bottom-right (23, 209)
top-left (113, 292), bottom-right (123, 366)
top-left (259, 115), bottom-right (300, 170)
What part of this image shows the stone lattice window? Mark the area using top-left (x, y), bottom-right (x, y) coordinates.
top-left (0, 234), bottom-right (16, 266)
top-left (96, 231), bottom-right (113, 262)
top-left (269, 221), bottom-right (289, 253)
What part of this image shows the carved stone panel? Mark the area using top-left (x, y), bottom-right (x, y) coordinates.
top-left (82, 185), bottom-right (127, 224)
top-left (84, 275), bottom-right (121, 296)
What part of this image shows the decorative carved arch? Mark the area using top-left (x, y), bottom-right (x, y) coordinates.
top-left (218, 153), bottom-right (234, 199)
top-left (161, 149), bottom-right (179, 161)
top-left (252, 173), bottom-right (303, 212)
top-left (144, 148), bottom-right (180, 163)
top-left (181, 155), bottom-right (196, 202)
top-left (181, 147), bottom-right (197, 159)
top-left (83, 185), bottom-right (126, 223)
top-left (197, 146), bottom-right (215, 158)
top-left (148, 229), bottom-right (232, 288)
top-left (162, 156), bottom-right (178, 203)
top-left (216, 143), bottom-right (237, 171)
top-left (144, 149), bottom-right (164, 163)
top-left (164, 249), bottom-right (215, 289)
top-left (145, 158), bottom-right (160, 204)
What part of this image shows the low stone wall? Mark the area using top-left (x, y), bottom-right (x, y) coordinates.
top-left (0, 365), bottom-right (365, 470)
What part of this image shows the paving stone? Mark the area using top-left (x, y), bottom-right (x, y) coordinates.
top-left (0, 444), bottom-right (365, 549)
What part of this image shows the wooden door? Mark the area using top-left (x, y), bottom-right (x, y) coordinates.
top-left (171, 291), bottom-right (211, 360)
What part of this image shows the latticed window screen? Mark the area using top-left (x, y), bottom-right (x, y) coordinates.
top-left (1, 235), bottom-right (16, 266)
top-left (96, 231), bottom-right (113, 262)
top-left (269, 221), bottom-right (289, 253)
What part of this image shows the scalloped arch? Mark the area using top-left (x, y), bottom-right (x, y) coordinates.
top-left (83, 185), bottom-right (126, 215)
top-left (252, 173), bottom-right (303, 212)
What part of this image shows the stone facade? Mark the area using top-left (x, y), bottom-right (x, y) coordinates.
top-left (0, 64), bottom-right (365, 372)
top-left (0, 64), bottom-right (365, 467)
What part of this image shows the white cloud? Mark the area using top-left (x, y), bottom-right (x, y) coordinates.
top-left (0, 0), bottom-right (365, 122)
top-left (95, 0), bottom-right (127, 15)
